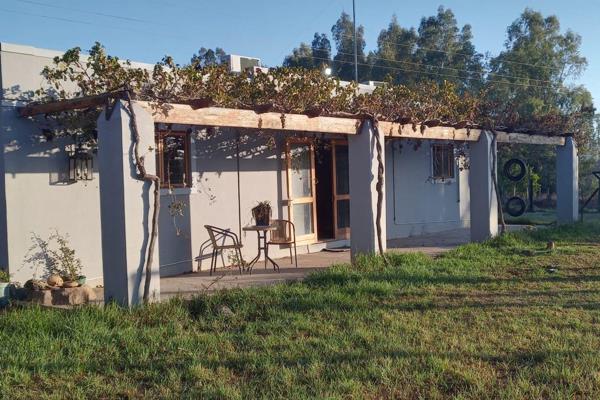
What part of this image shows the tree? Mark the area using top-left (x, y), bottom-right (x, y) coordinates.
top-left (191, 47), bottom-right (228, 67)
top-left (413, 6), bottom-right (484, 91)
top-left (283, 33), bottom-right (331, 70)
top-left (367, 8), bottom-right (483, 91)
top-left (488, 9), bottom-right (588, 116)
top-left (331, 12), bottom-right (366, 81)
top-left (283, 43), bottom-right (314, 69)
top-left (369, 15), bottom-right (418, 85)
top-left (490, 9), bottom-right (595, 199)
top-left (311, 33), bottom-right (332, 69)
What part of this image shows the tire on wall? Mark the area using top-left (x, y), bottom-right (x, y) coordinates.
top-left (505, 196), bottom-right (526, 217)
top-left (503, 158), bottom-right (527, 182)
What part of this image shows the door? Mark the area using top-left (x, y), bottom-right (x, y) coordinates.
top-left (332, 141), bottom-right (350, 239)
top-left (315, 143), bottom-right (335, 241)
top-left (286, 139), bottom-right (318, 243)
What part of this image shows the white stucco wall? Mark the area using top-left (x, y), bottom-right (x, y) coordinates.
top-left (385, 140), bottom-right (470, 238)
top-left (0, 43), bottom-right (105, 284)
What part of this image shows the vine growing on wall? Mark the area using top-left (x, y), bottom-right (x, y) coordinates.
top-left (34, 43), bottom-right (593, 146)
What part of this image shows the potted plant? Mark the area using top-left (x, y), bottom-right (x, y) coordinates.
top-left (252, 201), bottom-right (272, 226)
top-left (0, 269), bottom-right (10, 306)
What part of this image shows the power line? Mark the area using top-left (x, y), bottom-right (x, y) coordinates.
top-left (339, 32), bottom-right (559, 72)
top-left (0, 7), bottom-right (195, 42)
top-left (0, 4), bottom-right (560, 90)
top-left (0, 7), bottom-right (90, 25)
top-left (14, 0), bottom-right (162, 25)
top-left (309, 55), bottom-right (553, 89)
top-left (334, 49), bottom-right (555, 85)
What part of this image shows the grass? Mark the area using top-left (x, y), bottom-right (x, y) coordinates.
top-left (2, 223), bottom-right (600, 399)
top-left (505, 209), bottom-right (600, 226)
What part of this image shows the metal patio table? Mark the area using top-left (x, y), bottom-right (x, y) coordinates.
top-left (242, 224), bottom-right (280, 273)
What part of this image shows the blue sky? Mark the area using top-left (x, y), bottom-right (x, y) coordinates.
top-left (1, 0), bottom-right (599, 103)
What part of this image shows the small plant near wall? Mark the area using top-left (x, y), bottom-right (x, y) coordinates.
top-left (226, 251), bottom-right (245, 271)
top-left (0, 269), bottom-right (10, 306)
top-left (23, 230), bottom-right (84, 288)
top-left (24, 233), bottom-right (58, 281)
top-left (168, 197), bottom-right (187, 237)
top-left (51, 231), bottom-right (83, 286)
top-left (252, 201), bottom-right (272, 226)
top-left (0, 269), bottom-right (9, 283)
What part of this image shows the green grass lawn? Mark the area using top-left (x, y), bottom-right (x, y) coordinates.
top-left (2, 224), bottom-right (600, 399)
top-left (505, 209), bottom-right (600, 226)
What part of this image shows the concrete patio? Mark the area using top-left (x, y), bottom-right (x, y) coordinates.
top-left (160, 227), bottom-right (476, 299)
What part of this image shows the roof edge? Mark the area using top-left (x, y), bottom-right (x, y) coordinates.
top-left (0, 42), bottom-right (155, 70)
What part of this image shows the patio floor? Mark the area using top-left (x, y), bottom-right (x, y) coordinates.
top-left (160, 227), bottom-right (475, 299)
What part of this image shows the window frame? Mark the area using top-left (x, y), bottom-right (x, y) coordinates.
top-left (155, 130), bottom-right (192, 189)
top-left (431, 143), bottom-right (455, 182)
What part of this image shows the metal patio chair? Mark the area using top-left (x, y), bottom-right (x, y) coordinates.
top-left (267, 219), bottom-right (298, 268)
top-left (204, 225), bottom-right (244, 276)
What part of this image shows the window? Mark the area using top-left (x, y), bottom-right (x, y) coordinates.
top-left (431, 143), bottom-right (455, 180)
top-left (156, 131), bottom-right (191, 188)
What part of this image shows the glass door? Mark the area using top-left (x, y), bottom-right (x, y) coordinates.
top-left (332, 141), bottom-right (350, 239)
top-left (286, 140), bottom-right (317, 243)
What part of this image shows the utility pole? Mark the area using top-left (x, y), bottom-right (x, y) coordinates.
top-left (352, 0), bottom-right (358, 82)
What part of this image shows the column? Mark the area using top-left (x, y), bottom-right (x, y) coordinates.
top-left (97, 100), bottom-right (160, 306)
top-left (470, 131), bottom-right (498, 241)
top-left (556, 137), bottom-right (579, 224)
top-left (348, 120), bottom-right (386, 259)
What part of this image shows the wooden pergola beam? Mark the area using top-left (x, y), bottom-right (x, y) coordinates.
top-left (16, 95), bottom-right (566, 146)
top-left (495, 132), bottom-right (565, 146)
top-left (17, 91), bottom-right (126, 117)
top-left (140, 102), bottom-right (362, 135)
top-left (141, 101), bottom-right (566, 146)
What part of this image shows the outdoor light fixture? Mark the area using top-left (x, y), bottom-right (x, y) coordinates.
top-left (324, 67), bottom-right (332, 76)
top-left (69, 147), bottom-right (94, 182)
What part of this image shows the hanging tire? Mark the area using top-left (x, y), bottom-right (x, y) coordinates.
top-left (503, 158), bottom-right (527, 182)
top-left (505, 196), bottom-right (526, 217)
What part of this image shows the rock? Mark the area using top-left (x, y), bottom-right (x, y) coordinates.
top-left (27, 289), bottom-right (53, 305)
top-left (47, 274), bottom-right (63, 287)
top-left (25, 279), bottom-right (49, 291)
top-left (218, 305), bottom-right (234, 317)
top-left (28, 285), bottom-right (96, 306)
top-left (62, 281), bottom-right (79, 288)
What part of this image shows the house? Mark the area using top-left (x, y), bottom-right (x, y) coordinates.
top-left (0, 43), bottom-right (579, 305)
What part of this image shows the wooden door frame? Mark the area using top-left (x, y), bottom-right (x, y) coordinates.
top-left (285, 138), bottom-right (318, 244)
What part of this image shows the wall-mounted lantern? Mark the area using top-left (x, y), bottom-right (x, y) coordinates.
top-left (69, 147), bottom-right (94, 181)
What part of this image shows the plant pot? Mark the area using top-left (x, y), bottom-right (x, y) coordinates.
top-left (252, 202), bottom-right (272, 227)
top-left (0, 282), bottom-right (10, 306)
top-left (63, 280), bottom-right (79, 288)
top-left (255, 214), bottom-right (270, 226)
top-left (77, 276), bottom-right (87, 286)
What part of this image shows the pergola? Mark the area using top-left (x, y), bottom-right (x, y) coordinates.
top-left (19, 91), bottom-right (567, 145)
top-left (18, 94), bottom-right (578, 306)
